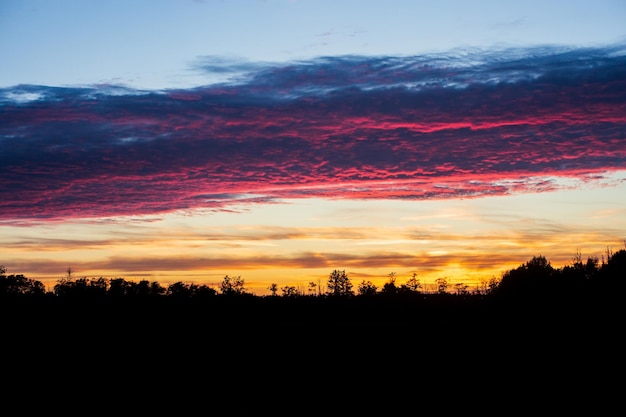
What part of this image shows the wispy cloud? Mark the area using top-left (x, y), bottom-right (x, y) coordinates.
top-left (2, 44), bottom-right (625, 221)
top-left (8, 227), bottom-right (615, 280)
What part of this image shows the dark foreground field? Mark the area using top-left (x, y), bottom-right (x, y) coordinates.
top-left (2, 293), bottom-right (622, 413)
top-left (4, 251), bottom-right (624, 411)
top-left (4, 292), bottom-right (620, 355)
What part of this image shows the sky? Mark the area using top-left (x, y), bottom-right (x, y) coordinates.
top-left (1, 0), bottom-right (626, 295)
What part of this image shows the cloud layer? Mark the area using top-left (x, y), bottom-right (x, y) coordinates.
top-left (2, 44), bottom-right (625, 221)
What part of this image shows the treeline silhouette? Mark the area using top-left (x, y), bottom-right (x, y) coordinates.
top-left (3, 250), bottom-right (623, 403)
top-left (2, 249), bottom-right (624, 335)
top-left (2, 249), bottom-right (624, 303)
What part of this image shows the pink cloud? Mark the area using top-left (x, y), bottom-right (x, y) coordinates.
top-left (1, 45), bottom-right (625, 221)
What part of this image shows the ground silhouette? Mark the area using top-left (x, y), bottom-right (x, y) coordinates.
top-left (2, 250), bottom-right (623, 408)
top-left (3, 250), bottom-right (623, 349)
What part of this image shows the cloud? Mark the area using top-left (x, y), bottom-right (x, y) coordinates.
top-left (3, 249), bottom-right (518, 279)
top-left (1, 44), bottom-right (625, 221)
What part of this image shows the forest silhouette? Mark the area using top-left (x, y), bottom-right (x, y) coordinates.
top-left (3, 250), bottom-right (623, 407)
top-left (3, 249), bottom-right (624, 340)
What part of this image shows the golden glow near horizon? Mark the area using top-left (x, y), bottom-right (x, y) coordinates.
top-left (2, 172), bottom-right (625, 296)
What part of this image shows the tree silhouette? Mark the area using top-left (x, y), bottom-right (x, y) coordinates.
top-left (496, 255), bottom-right (555, 298)
top-left (381, 272), bottom-right (398, 295)
top-left (135, 280), bottom-right (167, 297)
top-left (281, 286), bottom-right (298, 297)
top-left (108, 278), bottom-right (130, 297)
top-left (357, 280), bottom-right (378, 296)
top-left (326, 269), bottom-right (353, 296)
top-left (599, 248), bottom-right (626, 292)
top-left (220, 275), bottom-right (247, 296)
top-left (453, 283), bottom-right (469, 295)
top-left (0, 272), bottom-right (45, 296)
top-left (53, 276), bottom-right (106, 298)
top-left (166, 281), bottom-right (217, 298)
top-left (166, 281), bottom-right (193, 298)
top-left (435, 277), bottom-right (448, 294)
top-left (399, 273), bottom-right (421, 294)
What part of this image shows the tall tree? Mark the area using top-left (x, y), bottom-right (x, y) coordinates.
top-left (435, 277), bottom-right (449, 294)
top-left (326, 269), bottom-right (353, 296)
top-left (381, 272), bottom-right (398, 295)
top-left (268, 283), bottom-right (278, 296)
top-left (400, 273), bottom-right (421, 294)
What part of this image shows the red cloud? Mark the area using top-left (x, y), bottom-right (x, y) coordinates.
top-left (1, 46), bottom-right (625, 221)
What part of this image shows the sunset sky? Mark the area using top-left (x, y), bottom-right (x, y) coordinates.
top-left (1, 0), bottom-right (625, 295)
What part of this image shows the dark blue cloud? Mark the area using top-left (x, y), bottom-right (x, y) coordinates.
top-left (195, 44), bottom-right (626, 94)
top-left (1, 44), bottom-right (625, 221)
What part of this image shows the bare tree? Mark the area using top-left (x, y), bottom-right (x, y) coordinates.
top-left (435, 277), bottom-right (448, 294)
top-left (268, 282), bottom-right (278, 296)
top-left (281, 286), bottom-right (298, 297)
top-left (401, 273), bottom-right (421, 293)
